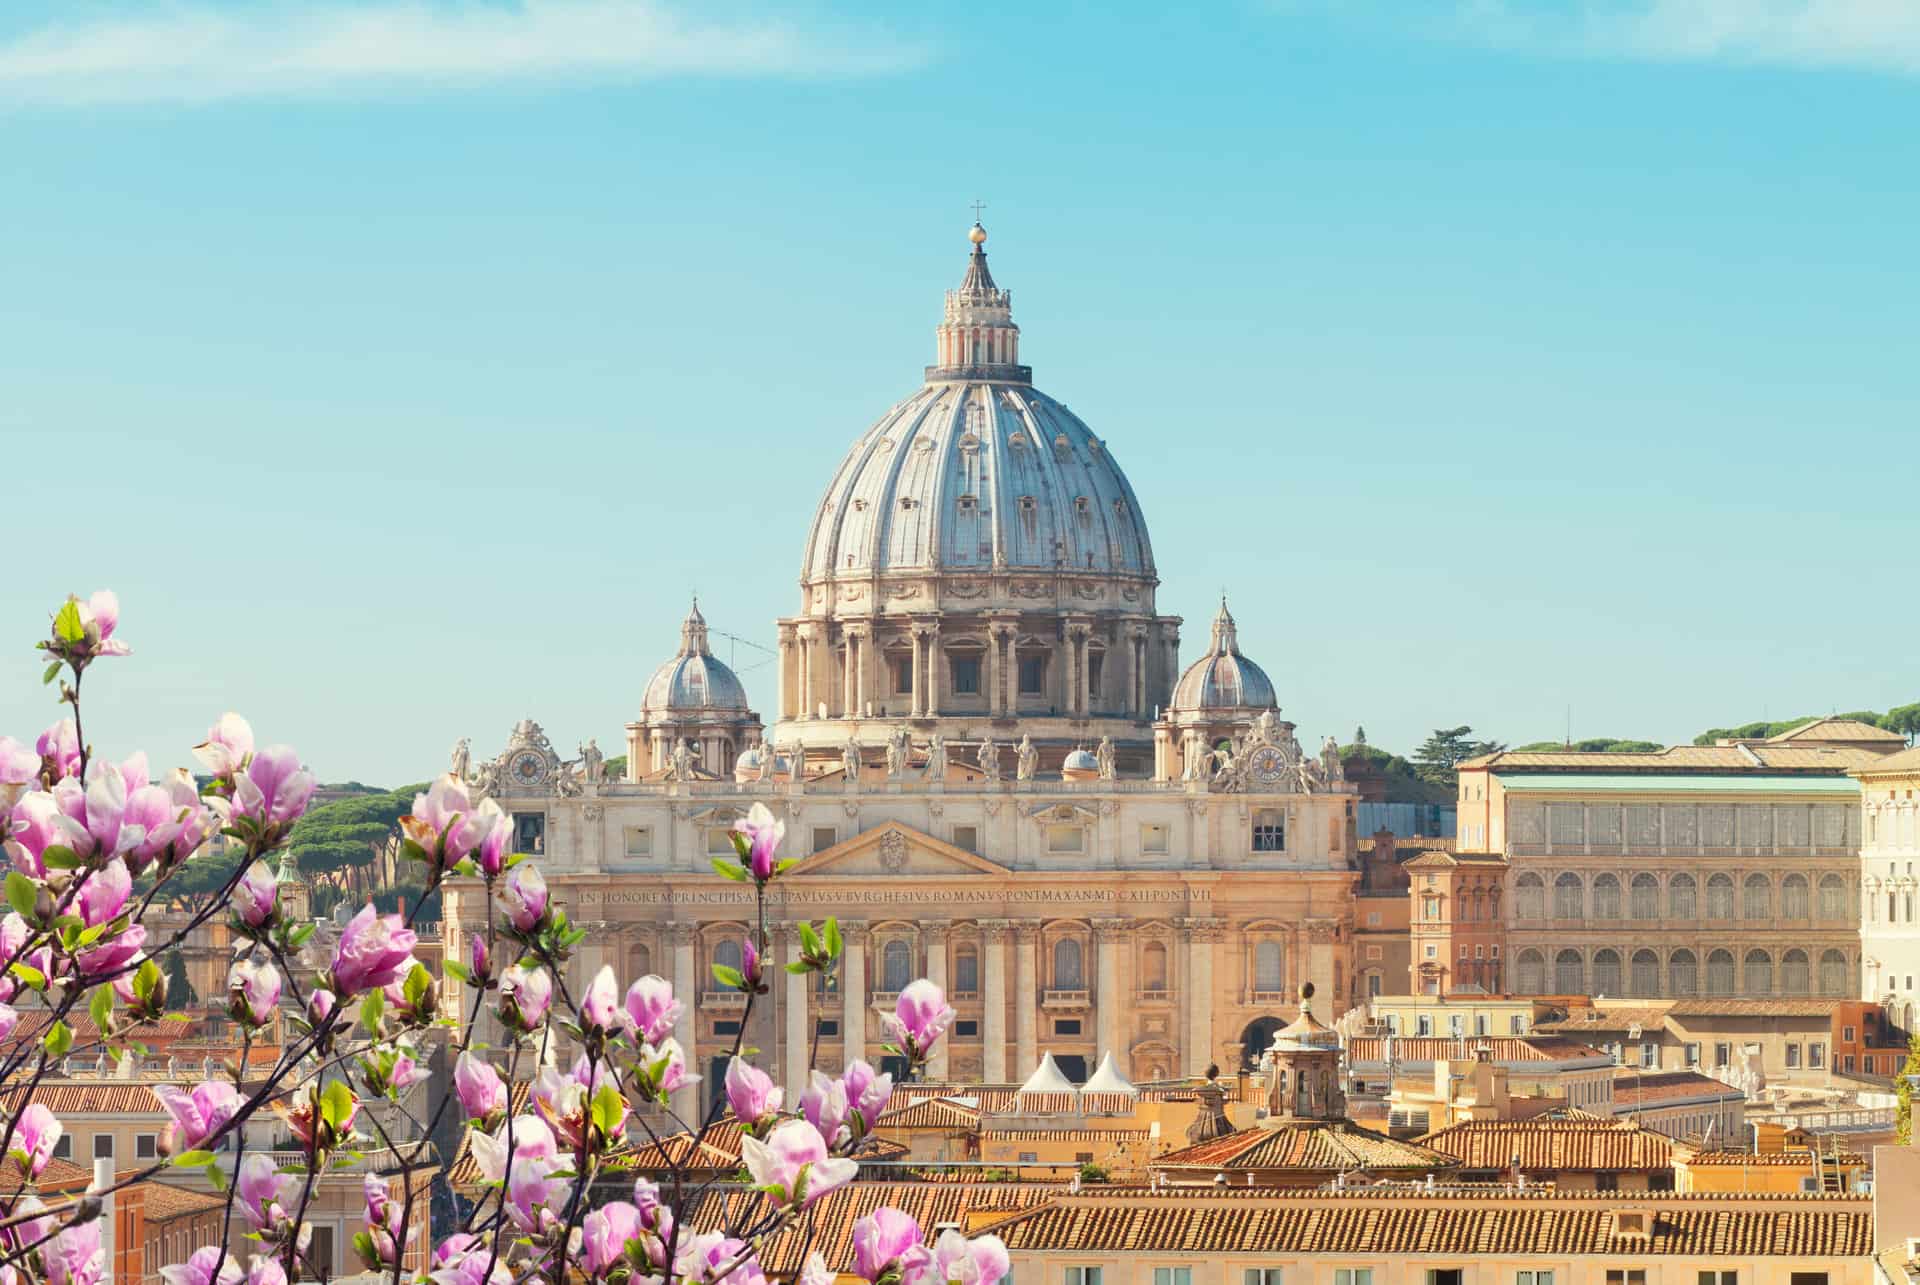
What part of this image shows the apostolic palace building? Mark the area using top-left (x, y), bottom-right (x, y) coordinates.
top-left (442, 224), bottom-right (1363, 1105)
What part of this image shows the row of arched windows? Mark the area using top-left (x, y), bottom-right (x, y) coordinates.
top-left (1514, 870), bottom-right (1848, 922)
top-left (1512, 946), bottom-right (1851, 997)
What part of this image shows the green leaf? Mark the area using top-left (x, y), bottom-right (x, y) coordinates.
top-left (42, 1020), bottom-right (73, 1058)
top-left (41, 661), bottom-right (61, 686)
top-left (590, 1082), bottom-right (625, 1137)
top-left (403, 962), bottom-right (431, 1007)
top-left (5, 874), bottom-right (37, 920)
top-left (171, 1150), bottom-right (216, 1167)
top-left (38, 847), bottom-right (81, 871)
top-left (353, 1231), bottom-right (379, 1269)
top-left (89, 984), bottom-right (112, 1032)
top-left (710, 857), bottom-right (749, 883)
top-left (8, 964), bottom-right (46, 992)
top-left (53, 600), bottom-right (84, 645)
top-left (320, 1080), bottom-right (356, 1131)
top-left (205, 1162), bottom-right (227, 1192)
top-left (286, 923), bottom-right (315, 949)
top-left (729, 830), bottom-right (751, 859)
top-left (784, 961), bottom-right (813, 975)
top-left (798, 922), bottom-right (821, 956)
top-left (358, 988), bottom-right (385, 1034)
top-left (775, 857), bottom-right (803, 874)
top-left (711, 963), bottom-right (745, 990)
top-left (823, 918), bottom-right (843, 958)
top-left (444, 960), bottom-right (471, 985)
top-left (134, 958), bottom-right (162, 1003)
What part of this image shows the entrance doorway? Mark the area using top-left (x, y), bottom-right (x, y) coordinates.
top-left (1053, 1054), bottom-right (1088, 1083)
top-left (1240, 1017), bottom-right (1283, 1070)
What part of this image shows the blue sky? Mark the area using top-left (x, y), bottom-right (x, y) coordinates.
top-left (2, 0), bottom-right (1914, 785)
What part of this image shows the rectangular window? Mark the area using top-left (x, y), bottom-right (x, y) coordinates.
top-left (955, 1019), bottom-right (979, 1039)
top-left (1425, 945), bottom-right (1437, 959)
top-left (1426, 1273), bottom-right (1463, 1285)
top-left (818, 1020), bottom-right (840, 1037)
top-left (1335, 1272), bottom-right (1374, 1285)
top-left (1606, 1272), bottom-right (1646, 1285)
top-left (1018, 656), bottom-right (1044, 695)
top-left (1416, 1015), bottom-right (1432, 1036)
top-left (1789, 1273), bottom-right (1829, 1285)
top-left (622, 826), bottom-right (652, 859)
top-left (1843, 1055), bottom-right (1855, 1073)
top-left (1517, 1274), bottom-right (1554, 1285)
top-left (1715, 1042), bottom-right (1730, 1068)
top-left (1843, 1025), bottom-right (1856, 1043)
top-left (812, 827), bottom-right (838, 853)
top-left (1066, 1269), bottom-right (1102, 1285)
top-left (1047, 824), bottom-right (1085, 854)
top-left (1141, 824), bottom-right (1170, 855)
top-left (93, 1135), bottom-right (113, 1161)
top-left (1055, 1019), bottom-right (1082, 1036)
top-left (1700, 1272), bottom-right (1737, 1285)
top-left (52, 1137), bottom-right (71, 1160)
top-left (1785, 1044), bottom-right (1800, 1068)
top-left (952, 825), bottom-right (979, 854)
top-left (1809, 1043), bottom-right (1824, 1068)
top-left (1252, 811), bottom-right (1285, 853)
top-left (512, 812), bottom-right (545, 855)
top-left (893, 657), bottom-right (915, 694)
top-left (1368, 974), bottom-right (1381, 996)
top-left (1154, 1270), bottom-right (1191, 1285)
top-left (951, 657), bottom-right (981, 695)
top-left (136, 1134), bottom-right (157, 1159)
top-left (1640, 1043), bottom-right (1657, 1068)
top-left (1685, 1042), bottom-right (1700, 1067)
top-left (1244, 1271), bottom-right (1283, 1285)
top-left (714, 1020), bottom-right (741, 1037)
top-left (1367, 912), bottom-right (1382, 927)
top-left (1019, 1151), bottom-right (1038, 1163)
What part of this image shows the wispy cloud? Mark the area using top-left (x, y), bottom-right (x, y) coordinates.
top-left (1296, 1), bottom-right (1920, 75)
top-left (0, 0), bottom-right (923, 105)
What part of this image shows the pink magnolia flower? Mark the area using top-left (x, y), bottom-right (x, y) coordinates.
top-left (454, 1052), bottom-right (508, 1125)
top-left (157, 1247), bottom-right (243, 1285)
top-left (580, 1200), bottom-right (642, 1276)
top-left (0, 738), bottom-right (38, 806)
top-left (76, 921), bottom-right (145, 976)
top-left (7, 791), bottom-right (62, 875)
top-left (843, 1059), bottom-right (895, 1134)
top-left (328, 903), bottom-right (418, 997)
top-left (801, 1253), bottom-right (834, 1285)
top-left (228, 958), bottom-right (282, 1026)
top-left (505, 1151), bottom-right (569, 1233)
top-left (674, 1232), bottom-right (768, 1285)
top-left (801, 1070), bottom-right (849, 1147)
top-left (14, 1103), bottom-right (61, 1177)
top-left (400, 776), bottom-right (504, 872)
top-left (531, 1056), bottom-right (625, 1150)
top-left (725, 1057), bottom-right (783, 1131)
top-left (193, 713), bottom-right (254, 779)
top-left (35, 720), bottom-right (80, 782)
top-left (498, 962), bottom-right (552, 1031)
top-left (308, 988), bottom-right (337, 1026)
top-left (46, 590), bottom-right (129, 668)
top-left (580, 964), bottom-right (619, 1032)
top-left (362, 1175), bottom-right (409, 1268)
top-left (741, 934), bottom-right (764, 990)
top-left (740, 1119), bottom-right (858, 1208)
top-left (118, 752), bottom-right (149, 793)
top-left (77, 858), bottom-right (131, 928)
top-left (153, 1080), bottom-right (242, 1153)
top-left (468, 932), bottom-right (489, 979)
top-left (731, 802), bottom-right (785, 881)
top-left (0, 1004), bottom-right (18, 1044)
top-left (235, 1152), bottom-right (296, 1232)
top-left (905, 1231), bottom-right (1010, 1285)
top-left (852, 1206), bottom-right (926, 1283)
top-left (468, 1115), bottom-right (556, 1185)
top-left (124, 772), bottom-right (213, 875)
top-left (497, 863), bottom-right (547, 933)
top-left (624, 974), bottom-right (680, 1044)
top-left (53, 764), bottom-right (142, 861)
top-left (232, 745), bottom-right (315, 827)
top-left (246, 1259), bottom-right (287, 1285)
top-left (40, 1219), bottom-right (103, 1285)
top-left (430, 1235), bottom-right (510, 1285)
top-left (232, 861), bottom-right (278, 929)
top-left (639, 1037), bottom-right (698, 1100)
top-left (882, 980), bottom-right (955, 1060)
top-left (473, 801), bottom-right (511, 877)
top-left (388, 1047), bottom-right (431, 1092)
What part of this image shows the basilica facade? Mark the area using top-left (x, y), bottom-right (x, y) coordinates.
top-left (443, 225), bottom-right (1360, 1108)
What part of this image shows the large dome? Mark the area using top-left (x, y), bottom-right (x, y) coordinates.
top-left (1171, 599), bottom-right (1278, 711)
top-left (800, 225), bottom-right (1154, 584)
top-left (642, 601), bottom-right (751, 714)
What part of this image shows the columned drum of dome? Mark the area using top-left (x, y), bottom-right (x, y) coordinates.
top-left (626, 600), bottom-right (764, 778)
top-left (775, 225), bottom-right (1182, 770)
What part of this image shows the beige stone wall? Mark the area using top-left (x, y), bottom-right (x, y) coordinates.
top-left (1858, 762), bottom-right (1920, 1019)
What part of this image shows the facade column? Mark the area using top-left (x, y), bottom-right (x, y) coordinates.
top-left (909, 630), bottom-right (926, 718)
top-left (783, 926), bottom-right (809, 1092)
top-left (842, 634), bottom-right (858, 717)
top-left (1014, 923), bottom-right (1040, 1080)
top-left (777, 625), bottom-right (797, 720)
top-left (799, 631), bottom-right (814, 719)
top-left (1094, 917), bottom-right (1128, 1075)
top-left (986, 628), bottom-right (1004, 719)
top-left (981, 920), bottom-right (1010, 1082)
top-left (669, 923), bottom-right (700, 1121)
top-left (925, 626), bottom-right (943, 718)
top-left (841, 922), bottom-right (867, 1069)
top-left (925, 923), bottom-right (951, 1080)
top-left (1182, 917), bottom-right (1219, 1077)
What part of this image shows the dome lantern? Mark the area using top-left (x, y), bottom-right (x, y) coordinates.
top-left (930, 223), bottom-right (1028, 383)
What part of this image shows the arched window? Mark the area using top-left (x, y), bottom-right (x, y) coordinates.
top-left (1706, 874), bottom-right (1735, 920)
top-left (1782, 874), bottom-right (1810, 920)
top-left (1592, 874), bottom-right (1622, 920)
top-left (1515, 873), bottom-right (1545, 920)
top-left (1515, 949), bottom-right (1545, 995)
top-left (1669, 873), bottom-right (1697, 919)
top-left (1553, 873), bottom-right (1583, 920)
top-left (1780, 948), bottom-right (1810, 995)
top-left (1819, 949), bottom-right (1848, 996)
top-left (1631, 949), bottom-right (1660, 996)
top-left (883, 939), bottom-right (912, 992)
top-left (1669, 949), bottom-right (1698, 996)
top-left (1706, 949), bottom-right (1736, 996)
top-left (632, 943), bottom-right (653, 977)
top-left (1743, 874), bottom-right (1772, 921)
top-left (1254, 940), bottom-right (1286, 992)
top-left (1053, 937), bottom-right (1083, 989)
top-left (1818, 875), bottom-right (1846, 921)
top-left (1743, 949), bottom-right (1773, 996)
top-left (1142, 942), bottom-right (1168, 992)
top-left (1630, 874), bottom-right (1659, 920)
top-left (715, 939), bottom-right (743, 977)
top-left (1592, 949), bottom-right (1622, 995)
top-left (1554, 949), bottom-right (1584, 994)
top-left (954, 945), bottom-right (980, 995)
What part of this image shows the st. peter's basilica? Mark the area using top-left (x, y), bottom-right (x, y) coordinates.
top-left (443, 224), bottom-right (1361, 1112)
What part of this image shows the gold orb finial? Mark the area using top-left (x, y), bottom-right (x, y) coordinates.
top-left (969, 222), bottom-right (988, 246)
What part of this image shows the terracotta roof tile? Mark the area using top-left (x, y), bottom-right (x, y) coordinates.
top-left (135, 1180), bottom-right (227, 1221)
top-left (1347, 1037), bottom-right (1608, 1064)
top-left (876, 1098), bottom-right (983, 1130)
top-left (1462, 744), bottom-right (1879, 773)
top-left (1151, 1122), bottom-right (1457, 1174)
top-left (1416, 1120), bottom-right (1680, 1172)
top-left (1613, 1072), bottom-right (1745, 1105)
top-left (1856, 744), bottom-right (1920, 774)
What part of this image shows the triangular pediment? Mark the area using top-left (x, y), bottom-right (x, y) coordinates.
top-left (799, 821), bottom-right (1007, 877)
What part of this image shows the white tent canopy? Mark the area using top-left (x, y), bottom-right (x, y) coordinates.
top-left (1082, 1051), bottom-right (1137, 1095)
top-left (1017, 1052), bottom-right (1079, 1095)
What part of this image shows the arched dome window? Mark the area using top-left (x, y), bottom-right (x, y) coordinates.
top-left (1818, 875), bottom-right (1846, 921)
top-left (1515, 949), bottom-right (1545, 995)
top-left (1592, 874), bottom-right (1622, 920)
top-left (1780, 949), bottom-right (1810, 995)
top-left (1782, 874), bottom-right (1810, 920)
top-left (1706, 874), bottom-right (1735, 920)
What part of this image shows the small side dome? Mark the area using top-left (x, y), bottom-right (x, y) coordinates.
top-left (1171, 598), bottom-right (1278, 711)
top-left (732, 746), bottom-right (766, 781)
top-left (1061, 748), bottom-right (1098, 781)
top-left (643, 599), bottom-right (752, 714)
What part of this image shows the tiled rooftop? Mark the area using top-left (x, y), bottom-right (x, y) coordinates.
top-left (1152, 1121), bottom-right (1458, 1174)
top-left (1416, 1119), bottom-right (1680, 1172)
top-left (876, 1097), bottom-right (984, 1130)
top-left (1461, 743), bottom-right (1882, 773)
top-left (1347, 1036), bottom-right (1609, 1065)
top-left (1613, 1071), bottom-right (1745, 1105)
